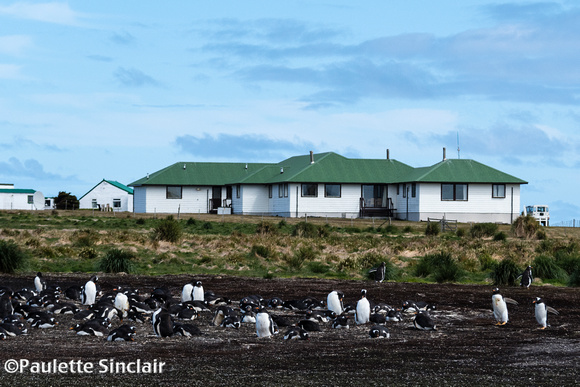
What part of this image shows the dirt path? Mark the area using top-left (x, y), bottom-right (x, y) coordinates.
top-left (1, 273), bottom-right (579, 386)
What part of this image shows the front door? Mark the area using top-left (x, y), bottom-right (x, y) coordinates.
top-left (210, 186), bottom-right (222, 211)
top-left (362, 185), bottom-right (385, 208)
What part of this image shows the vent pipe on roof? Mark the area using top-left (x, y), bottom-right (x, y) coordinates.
top-left (310, 150), bottom-right (314, 164)
top-left (386, 149), bottom-right (390, 160)
top-left (245, 163), bottom-right (248, 170)
top-left (280, 167), bottom-right (284, 174)
top-left (183, 164), bottom-right (186, 170)
top-left (146, 173), bottom-right (149, 179)
top-left (443, 147), bottom-right (447, 161)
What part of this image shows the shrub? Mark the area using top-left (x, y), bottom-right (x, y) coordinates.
top-left (202, 221), bottom-right (213, 230)
top-left (532, 255), bottom-right (567, 282)
top-left (425, 221), bottom-right (440, 236)
top-left (0, 240), bottom-right (27, 273)
top-left (478, 253), bottom-right (496, 271)
top-left (511, 215), bottom-right (540, 239)
top-left (555, 252), bottom-right (580, 275)
top-left (136, 218), bottom-right (146, 225)
top-left (307, 261), bottom-right (330, 274)
top-left (250, 244), bottom-right (272, 259)
top-left (98, 248), bottom-right (135, 273)
top-left (380, 224), bottom-right (398, 234)
top-left (293, 222), bottom-right (327, 238)
top-left (456, 228), bottom-right (466, 237)
top-left (402, 226), bottom-right (413, 233)
top-left (470, 223), bottom-right (498, 238)
top-left (415, 251), bottom-right (462, 283)
top-left (285, 245), bottom-right (317, 269)
top-left (153, 216), bottom-right (183, 243)
top-left (568, 267), bottom-right (580, 287)
top-left (79, 247), bottom-right (98, 260)
top-left (491, 259), bottom-right (520, 286)
top-left (256, 221), bottom-right (277, 235)
top-left (493, 231), bottom-right (507, 241)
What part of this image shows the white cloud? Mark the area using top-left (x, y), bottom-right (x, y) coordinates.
top-left (0, 64), bottom-right (25, 80)
top-left (0, 35), bottom-right (32, 56)
top-left (0, 2), bottom-right (84, 26)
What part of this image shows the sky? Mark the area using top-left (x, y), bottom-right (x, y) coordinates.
top-left (1, 1), bottom-right (579, 224)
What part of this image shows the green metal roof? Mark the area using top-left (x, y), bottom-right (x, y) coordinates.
top-left (238, 152), bottom-right (415, 184)
top-left (129, 162), bottom-right (272, 187)
top-left (79, 179), bottom-right (134, 200)
top-left (403, 159), bottom-right (528, 184)
top-left (0, 189), bottom-right (36, 194)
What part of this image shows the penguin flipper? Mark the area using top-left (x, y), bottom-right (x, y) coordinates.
top-left (547, 306), bottom-right (559, 315)
top-left (504, 297), bottom-right (518, 305)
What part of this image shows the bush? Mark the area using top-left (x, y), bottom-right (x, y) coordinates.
top-left (153, 216), bottom-right (183, 243)
top-left (98, 248), bottom-right (135, 273)
top-left (532, 255), bottom-right (567, 282)
top-left (402, 226), bottom-right (413, 233)
top-left (293, 222), bottom-right (328, 238)
top-left (493, 231), bottom-right (507, 241)
top-left (456, 228), bottom-right (466, 237)
top-left (285, 245), bottom-right (317, 269)
top-left (136, 218), bottom-right (146, 225)
top-left (478, 253), bottom-right (496, 271)
top-left (256, 221), bottom-right (277, 235)
top-left (380, 224), bottom-right (398, 234)
top-left (415, 251), bottom-right (462, 283)
top-left (250, 244), bottom-right (272, 259)
top-left (0, 240), bottom-right (27, 273)
top-left (568, 267), bottom-right (580, 287)
top-left (511, 215), bottom-right (540, 239)
top-left (470, 223), bottom-right (498, 238)
top-left (425, 222), bottom-right (440, 236)
top-left (491, 259), bottom-right (520, 286)
top-left (79, 247), bottom-right (98, 260)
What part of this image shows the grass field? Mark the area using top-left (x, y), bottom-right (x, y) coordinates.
top-left (1, 210), bottom-right (580, 286)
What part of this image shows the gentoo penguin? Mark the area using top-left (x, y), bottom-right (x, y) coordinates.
top-left (297, 319), bottom-right (321, 332)
top-left (492, 288), bottom-right (518, 325)
top-left (0, 293), bottom-right (14, 318)
top-left (533, 297), bottom-right (559, 329)
top-left (107, 324), bottom-right (136, 341)
top-left (355, 289), bottom-right (371, 325)
top-left (369, 325), bottom-right (390, 338)
top-left (81, 276), bottom-right (98, 306)
top-left (34, 272), bottom-right (47, 293)
top-left (181, 282), bottom-right (194, 303)
top-left (255, 307), bottom-right (278, 338)
top-left (331, 315), bottom-right (349, 329)
top-left (192, 281), bottom-right (204, 301)
top-left (386, 309), bottom-right (404, 322)
top-left (283, 327), bottom-right (310, 341)
top-left (327, 290), bottom-right (344, 315)
top-left (375, 262), bottom-right (386, 283)
top-left (518, 266), bottom-right (533, 289)
top-left (114, 292), bottom-right (130, 318)
top-left (369, 313), bottom-right (386, 325)
top-left (413, 310), bottom-right (437, 331)
top-left (152, 308), bottom-right (174, 337)
top-left (173, 322), bottom-right (202, 337)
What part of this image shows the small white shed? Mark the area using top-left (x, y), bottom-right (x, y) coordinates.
top-left (0, 184), bottom-right (45, 210)
top-left (79, 179), bottom-right (134, 212)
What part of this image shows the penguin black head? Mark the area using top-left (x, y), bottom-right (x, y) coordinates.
top-left (492, 288), bottom-right (501, 295)
top-left (195, 281), bottom-right (202, 287)
top-left (361, 289), bottom-right (367, 297)
top-left (533, 297), bottom-right (543, 304)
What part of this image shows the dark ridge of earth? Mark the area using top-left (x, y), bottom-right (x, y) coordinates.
top-left (0, 273), bottom-right (579, 386)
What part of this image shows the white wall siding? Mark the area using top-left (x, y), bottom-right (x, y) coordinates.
top-left (0, 193), bottom-right (40, 210)
top-left (134, 186), bottom-right (217, 214)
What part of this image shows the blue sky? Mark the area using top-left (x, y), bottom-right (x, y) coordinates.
top-left (1, 1), bottom-right (579, 223)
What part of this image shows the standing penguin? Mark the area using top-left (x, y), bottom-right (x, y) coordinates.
top-left (192, 281), bottom-right (204, 301)
top-left (152, 308), bottom-right (174, 337)
top-left (327, 290), bottom-right (344, 316)
top-left (491, 288), bottom-right (518, 325)
top-left (374, 262), bottom-right (386, 283)
top-left (518, 266), bottom-right (533, 289)
top-left (181, 281), bottom-right (194, 303)
top-left (355, 289), bottom-right (371, 325)
top-left (255, 307), bottom-right (278, 338)
top-left (533, 297), bottom-right (559, 329)
top-left (34, 272), bottom-right (47, 293)
top-left (81, 276), bottom-right (98, 306)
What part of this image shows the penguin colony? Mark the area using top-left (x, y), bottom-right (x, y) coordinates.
top-left (0, 272), bottom-right (562, 343)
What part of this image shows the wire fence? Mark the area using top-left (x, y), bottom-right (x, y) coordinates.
top-left (551, 220), bottom-right (579, 227)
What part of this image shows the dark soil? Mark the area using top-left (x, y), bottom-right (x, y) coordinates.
top-left (1, 273), bottom-right (579, 386)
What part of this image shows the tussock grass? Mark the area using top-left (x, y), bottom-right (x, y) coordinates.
top-left (0, 240), bottom-right (28, 273)
top-left (98, 248), bottom-right (135, 273)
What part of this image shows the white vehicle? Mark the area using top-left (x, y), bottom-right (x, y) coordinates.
top-left (524, 205), bottom-right (549, 226)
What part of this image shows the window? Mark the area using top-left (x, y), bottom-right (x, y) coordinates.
top-left (397, 184), bottom-right (400, 195)
top-left (236, 185), bottom-right (240, 199)
top-left (402, 184), bottom-right (407, 198)
top-left (113, 199), bottom-right (121, 208)
top-left (325, 184), bottom-right (341, 198)
top-left (301, 183), bottom-right (318, 197)
top-left (492, 184), bottom-right (505, 198)
top-left (27, 195), bottom-right (34, 204)
top-left (166, 186), bottom-right (182, 199)
top-left (268, 185), bottom-right (272, 198)
top-left (92, 199), bottom-right (98, 209)
top-left (283, 183), bottom-right (288, 197)
top-left (441, 184), bottom-right (468, 201)
top-left (226, 186), bottom-right (232, 199)
top-left (411, 183), bottom-right (416, 198)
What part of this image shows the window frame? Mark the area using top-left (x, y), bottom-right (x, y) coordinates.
top-left (441, 183), bottom-right (468, 201)
top-left (113, 199), bottom-right (121, 208)
top-left (268, 185), bottom-right (272, 199)
top-left (492, 184), bottom-right (506, 198)
top-left (166, 186), bottom-right (182, 199)
top-left (27, 195), bottom-right (34, 204)
top-left (324, 184), bottom-right (341, 198)
top-left (236, 185), bottom-right (240, 199)
top-left (301, 183), bottom-right (318, 198)
top-left (411, 183), bottom-right (416, 198)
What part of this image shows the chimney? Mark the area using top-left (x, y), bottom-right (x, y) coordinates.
top-left (245, 163), bottom-right (248, 170)
top-left (183, 164), bottom-right (187, 170)
top-left (443, 147), bottom-right (447, 161)
top-left (280, 167), bottom-right (284, 174)
top-left (146, 173), bottom-right (149, 179)
top-left (386, 149), bottom-right (390, 160)
top-left (310, 150), bottom-right (314, 164)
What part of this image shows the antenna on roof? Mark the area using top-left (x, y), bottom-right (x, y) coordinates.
top-left (457, 131), bottom-right (460, 159)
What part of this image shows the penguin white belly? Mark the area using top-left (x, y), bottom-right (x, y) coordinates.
top-left (256, 313), bottom-right (273, 338)
top-left (34, 277), bottom-right (43, 293)
top-left (181, 284), bottom-right (193, 303)
top-left (355, 298), bottom-right (370, 325)
top-left (83, 282), bottom-right (97, 305)
top-left (192, 287), bottom-right (204, 301)
top-left (114, 293), bottom-right (130, 316)
top-left (327, 292), bottom-right (342, 315)
top-left (535, 304), bottom-right (547, 328)
top-left (492, 294), bottom-right (508, 324)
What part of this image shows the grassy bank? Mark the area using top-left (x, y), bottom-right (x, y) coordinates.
top-left (1, 210), bottom-right (579, 286)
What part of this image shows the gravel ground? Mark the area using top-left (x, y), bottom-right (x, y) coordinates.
top-left (0, 273), bottom-right (579, 386)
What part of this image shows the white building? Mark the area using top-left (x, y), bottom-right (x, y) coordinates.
top-left (0, 184), bottom-right (44, 210)
top-left (79, 179), bottom-right (134, 212)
